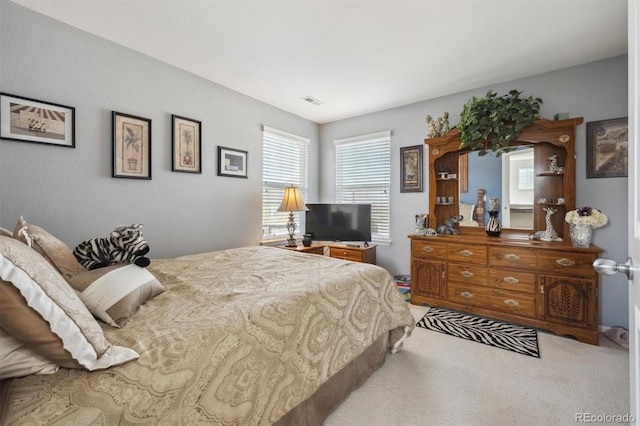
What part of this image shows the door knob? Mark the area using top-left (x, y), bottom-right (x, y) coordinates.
top-left (593, 257), bottom-right (634, 279)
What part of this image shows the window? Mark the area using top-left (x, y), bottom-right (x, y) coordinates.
top-left (335, 131), bottom-right (391, 243)
top-left (262, 126), bottom-right (310, 240)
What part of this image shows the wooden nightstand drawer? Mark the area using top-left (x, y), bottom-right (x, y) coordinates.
top-left (537, 251), bottom-right (597, 277)
top-left (411, 239), bottom-right (448, 261)
top-left (447, 263), bottom-right (487, 286)
top-left (278, 245), bottom-right (324, 255)
top-left (328, 245), bottom-right (376, 264)
top-left (489, 247), bottom-right (537, 270)
top-left (489, 269), bottom-right (536, 294)
top-left (448, 282), bottom-right (488, 307)
top-left (447, 244), bottom-right (487, 265)
top-left (488, 289), bottom-right (536, 318)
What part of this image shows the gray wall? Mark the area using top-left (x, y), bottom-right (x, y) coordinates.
top-left (0, 2), bottom-right (629, 328)
top-left (320, 56), bottom-right (629, 328)
top-left (0, 2), bottom-right (320, 258)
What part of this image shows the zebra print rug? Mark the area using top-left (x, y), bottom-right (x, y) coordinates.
top-left (416, 306), bottom-right (540, 358)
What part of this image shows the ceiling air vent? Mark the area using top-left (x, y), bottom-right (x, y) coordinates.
top-left (301, 96), bottom-right (323, 106)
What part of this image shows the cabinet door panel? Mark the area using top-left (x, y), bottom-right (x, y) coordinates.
top-left (538, 274), bottom-right (595, 329)
top-left (411, 260), bottom-right (444, 298)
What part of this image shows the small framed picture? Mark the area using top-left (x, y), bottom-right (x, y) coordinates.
top-left (0, 92), bottom-right (75, 148)
top-left (112, 111), bottom-right (151, 179)
top-left (586, 117), bottom-right (628, 178)
top-left (172, 114), bottom-right (201, 173)
top-left (218, 146), bottom-right (248, 178)
top-left (400, 145), bottom-right (423, 192)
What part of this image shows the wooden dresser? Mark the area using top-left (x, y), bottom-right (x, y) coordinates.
top-left (412, 116), bottom-right (603, 345)
top-left (409, 234), bottom-right (601, 344)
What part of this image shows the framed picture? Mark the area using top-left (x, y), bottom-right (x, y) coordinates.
top-left (218, 146), bottom-right (248, 178)
top-left (172, 114), bottom-right (201, 173)
top-left (400, 145), bottom-right (423, 192)
top-left (586, 117), bottom-right (628, 178)
top-left (112, 111), bottom-right (152, 179)
top-left (0, 92), bottom-right (75, 148)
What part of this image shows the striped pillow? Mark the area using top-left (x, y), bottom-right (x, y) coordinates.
top-left (67, 264), bottom-right (165, 327)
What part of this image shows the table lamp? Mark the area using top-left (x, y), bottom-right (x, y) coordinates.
top-left (277, 185), bottom-right (308, 247)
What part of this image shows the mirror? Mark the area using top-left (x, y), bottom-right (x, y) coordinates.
top-left (458, 146), bottom-right (534, 230)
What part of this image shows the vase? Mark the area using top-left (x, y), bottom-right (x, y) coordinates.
top-left (485, 211), bottom-right (501, 236)
top-left (302, 234), bottom-right (313, 247)
top-left (569, 223), bottom-right (592, 248)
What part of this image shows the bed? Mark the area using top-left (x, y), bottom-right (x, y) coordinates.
top-left (0, 220), bottom-right (414, 425)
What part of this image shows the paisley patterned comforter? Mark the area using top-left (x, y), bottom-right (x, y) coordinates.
top-left (0, 246), bottom-right (414, 425)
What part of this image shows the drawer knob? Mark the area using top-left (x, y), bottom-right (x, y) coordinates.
top-left (422, 246), bottom-right (434, 253)
top-left (460, 249), bottom-right (473, 257)
top-left (504, 299), bottom-right (519, 307)
top-left (503, 276), bottom-right (520, 284)
top-left (504, 254), bottom-right (520, 261)
top-left (460, 271), bottom-right (474, 278)
top-left (460, 291), bottom-right (474, 299)
top-left (556, 258), bottom-right (576, 267)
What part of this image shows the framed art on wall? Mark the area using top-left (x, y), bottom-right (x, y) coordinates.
top-left (218, 146), bottom-right (248, 178)
top-left (0, 92), bottom-right (75, 148)
top-left (400, 145), bottom-right (423, 192)
top-left (586, 117), bottom-right (628, 178)
top-left (172, 114), bottom-right (202, 173)
top-left (112, 111), bottom-right (152, 179)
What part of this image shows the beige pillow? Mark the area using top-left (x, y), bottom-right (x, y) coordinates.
top-left (0, 327), bottom-right (59, 379)
top-left (13, 216), bottom-right (86, 279)
top-left (0, 227), bottom-right (12, 238)
top-left (0, 236), bottom-right (138, 370)
top-left (68, 264), bottom-right (165, 327)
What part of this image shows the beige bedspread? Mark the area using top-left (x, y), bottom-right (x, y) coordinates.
top-left (0, 246), bottom-right (414, 425)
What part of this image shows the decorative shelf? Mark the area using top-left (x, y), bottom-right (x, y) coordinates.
top-left (436, 177), bottom-right (458, 181)
top-left (537, 172), bottom-right (565, 176)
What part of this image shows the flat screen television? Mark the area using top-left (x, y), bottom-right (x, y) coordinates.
top-left (305, 203), bottom-right (372, 243)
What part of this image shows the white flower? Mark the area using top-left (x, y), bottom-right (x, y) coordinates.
top-left (564, 207), bottom-right (608, 228)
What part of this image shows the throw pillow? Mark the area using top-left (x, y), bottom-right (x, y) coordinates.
top-left (13, 216), bottom-right (85, 280)
top-left (0, 236), bottom-right (138, 370)
top-left (0, 327), bottom-right (59, 379)
top-left (68, 264), bottom-right (165, 327)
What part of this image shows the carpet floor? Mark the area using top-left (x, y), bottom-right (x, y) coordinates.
top-left (326, 304), bottom-right (630, 426)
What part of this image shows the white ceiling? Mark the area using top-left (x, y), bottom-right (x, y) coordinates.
top-left (10, 0), bottom-right (628, 124)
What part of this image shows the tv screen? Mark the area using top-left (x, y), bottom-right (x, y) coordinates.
top-left (305, 204), bottom-right (372, 243)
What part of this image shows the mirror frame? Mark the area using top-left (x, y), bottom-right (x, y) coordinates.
top-left (424, 118), bottom-right (584, 238)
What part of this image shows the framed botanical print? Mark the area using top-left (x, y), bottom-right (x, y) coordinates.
top-left (586, 117), bottom-right (628, 178)
top-left (400, 145), bottom-right (423, 192)
top-left (0, 92), bottom-right (75, 148)
top-left (172, 114), bottom-right (202, 173)
top-left (217, 146), bottom-right (248, 178)
top-left (112, 111), bottom-right (151, 179)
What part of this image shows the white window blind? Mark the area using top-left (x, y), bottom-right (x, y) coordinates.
top-left (335, 131), bottom-right (391, 242)
top-left (262, 126), bottom-right (310, 240)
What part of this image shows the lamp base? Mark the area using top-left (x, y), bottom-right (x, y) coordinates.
top-left (284, 237), bottom-right (297, 247)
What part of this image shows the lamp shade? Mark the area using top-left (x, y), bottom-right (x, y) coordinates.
top-left (277, 186), bottom-right (309, 212)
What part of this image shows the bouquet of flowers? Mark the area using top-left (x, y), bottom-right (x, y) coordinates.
top-left (564, 206), bottom-right (608, 228)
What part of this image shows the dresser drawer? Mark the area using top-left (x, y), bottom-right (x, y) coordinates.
top-left (487, 289), bottom-right (536, 318)
top-left (537, 251), bottom-right (598, 277)
top-left (448, 263), bottom-right (488, 286)
top-left (489, 247), bottom-right (537, 270)
top-left (447, 244), bottom-right (487, 265)
top-left (411, 239), bottom-right (448, 261)
top-left (489, 269), bottom-right (536, 294)
top-left (448, 282), bottom-right (488, 307)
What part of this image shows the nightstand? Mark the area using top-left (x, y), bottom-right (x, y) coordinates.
top-left (277, 244), bottom-right (325, 255)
